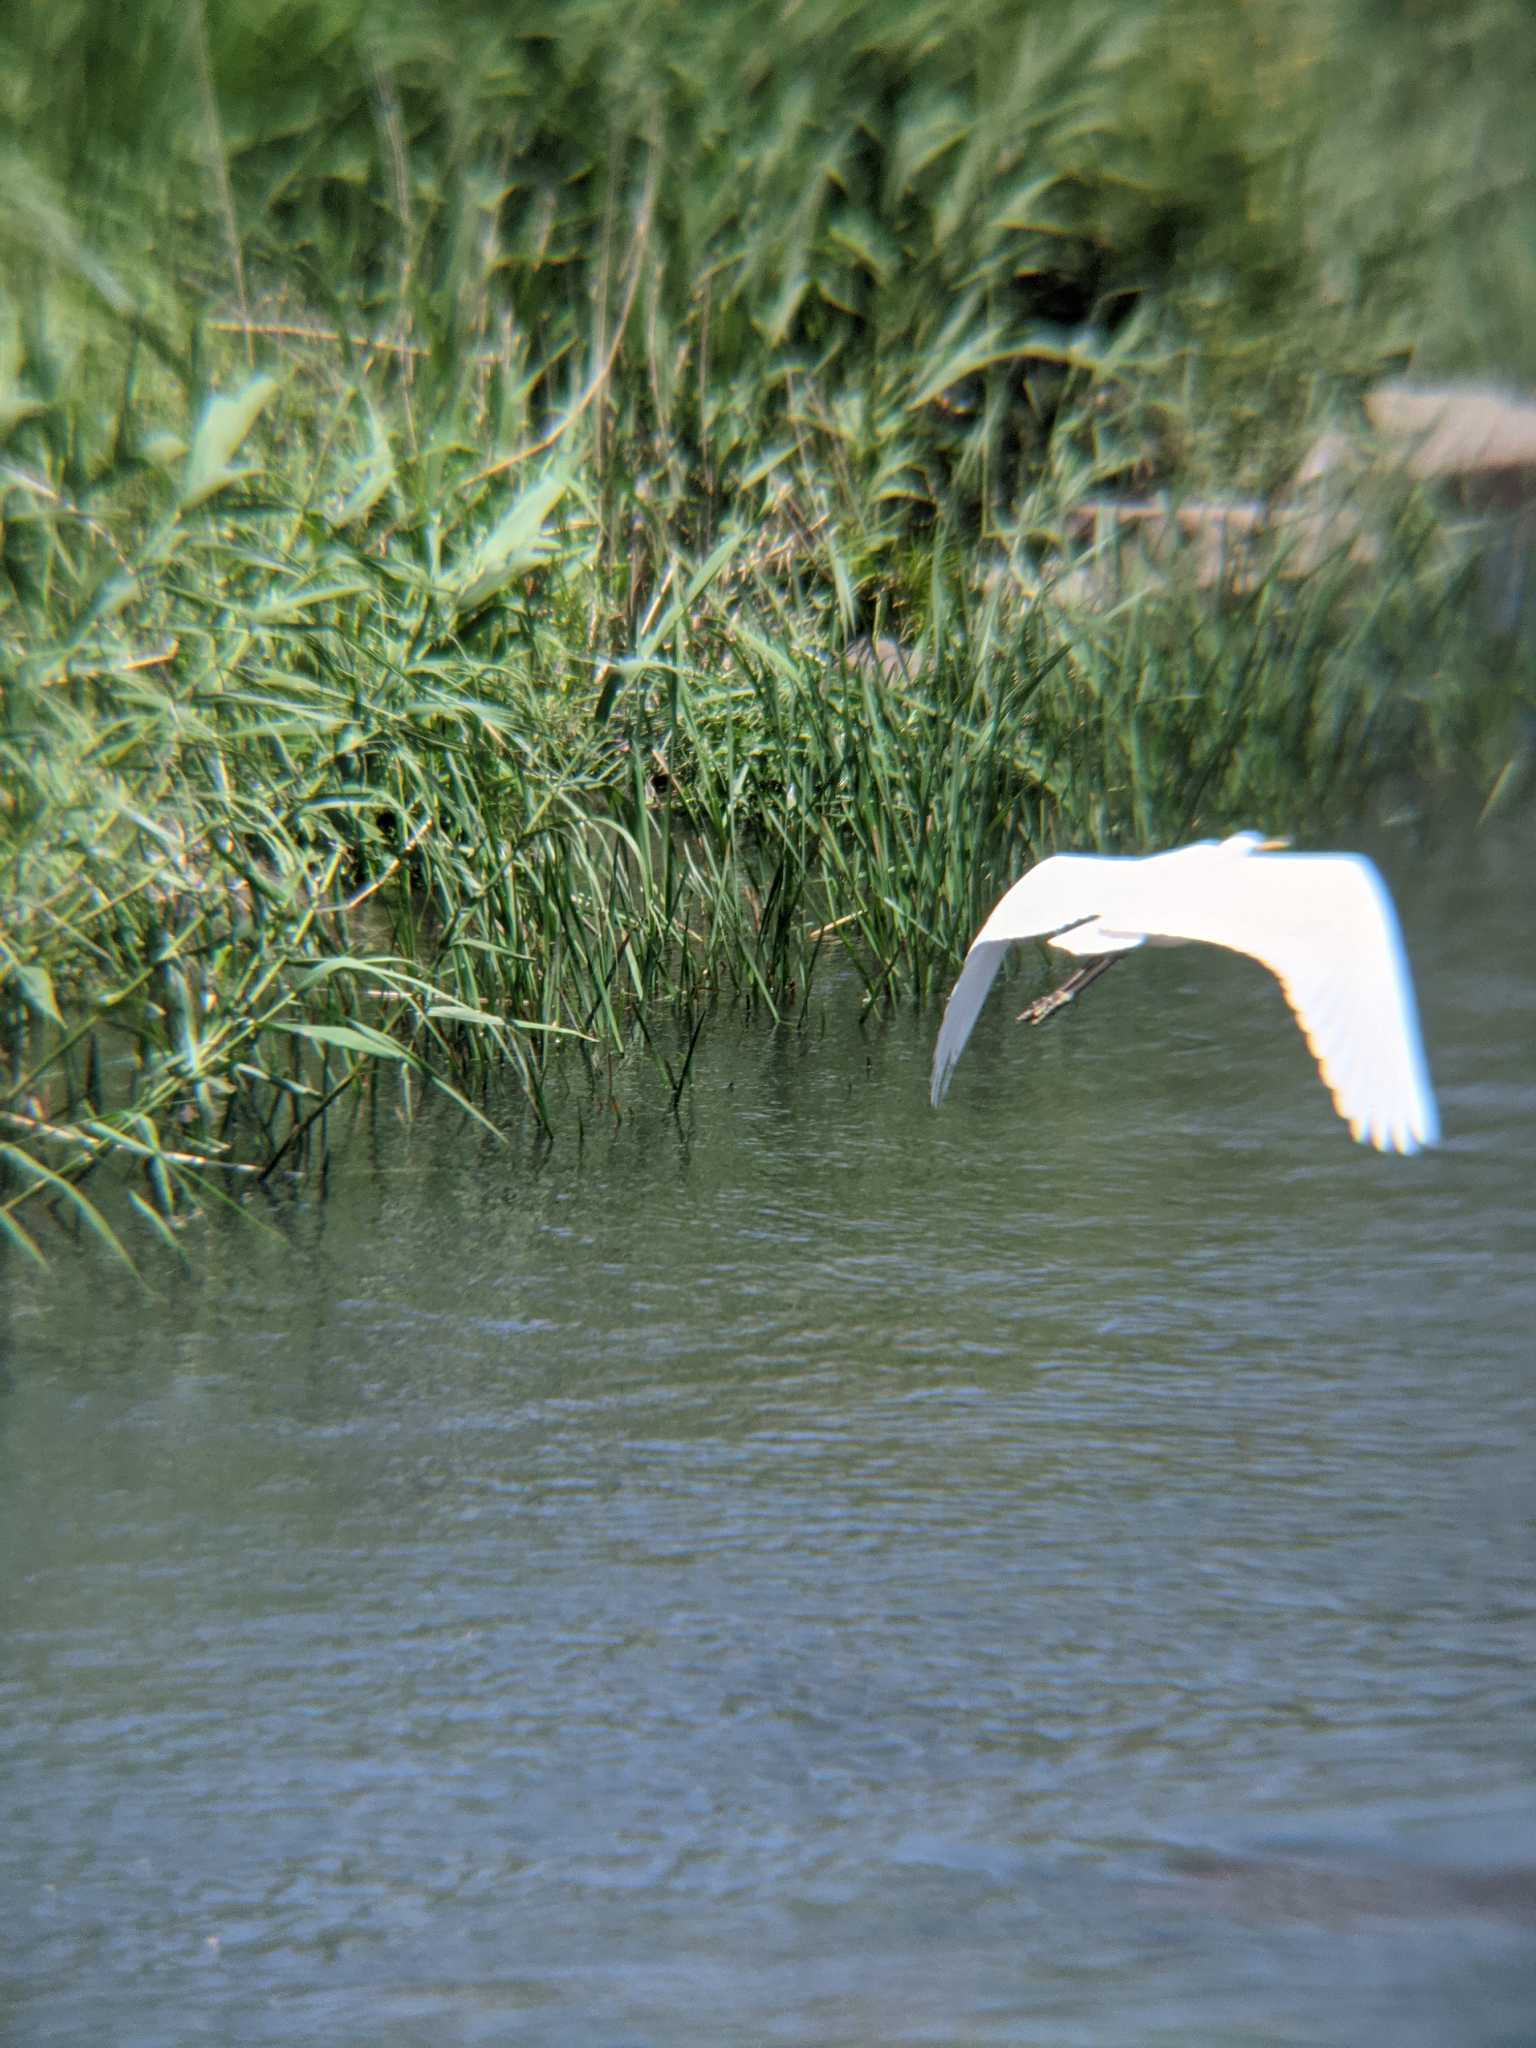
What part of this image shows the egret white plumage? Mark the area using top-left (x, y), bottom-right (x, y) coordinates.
top-left (930, 833), bottom-right (1438, 1154)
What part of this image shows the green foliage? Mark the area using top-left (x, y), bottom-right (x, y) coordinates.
top-left (1, 0), bottom-right (1529, 1258)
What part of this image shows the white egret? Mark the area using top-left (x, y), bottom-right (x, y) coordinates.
top-left (930, 833), bottom-right (1439, 1154)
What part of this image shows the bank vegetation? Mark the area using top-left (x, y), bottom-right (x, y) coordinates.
top-left (3, 0), bottom-right (1532, 1259)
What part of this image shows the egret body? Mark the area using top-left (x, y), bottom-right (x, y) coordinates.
top-left (930, 833), bottom-right (1438, 1154)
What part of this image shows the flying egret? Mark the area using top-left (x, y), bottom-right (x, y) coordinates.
top-left (930, 833), bottom-right (1439, 1154)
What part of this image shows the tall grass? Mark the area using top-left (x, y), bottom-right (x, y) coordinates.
top-left (2, 0), bottom-right (1530, 1258)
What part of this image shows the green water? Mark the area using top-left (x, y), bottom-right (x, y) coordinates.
top-left (3, 826), bottom-right (1534, 2046)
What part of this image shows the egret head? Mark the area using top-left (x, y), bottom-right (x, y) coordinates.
top-left (1220, 831), bottom-right (1291, 855)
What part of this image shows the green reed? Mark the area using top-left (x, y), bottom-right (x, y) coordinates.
top-left (2, 0), bottom-right (1530, 1258)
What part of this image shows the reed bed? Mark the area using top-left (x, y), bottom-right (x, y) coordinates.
top-left (2, 0), bottom-right (1530, 1259)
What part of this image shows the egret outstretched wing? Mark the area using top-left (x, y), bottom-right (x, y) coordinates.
top-left (929, 940), bottom-right (1011, 1108)
top-left (1121, 852), bottom-right (1439, 1154)
top-left (929, 853), bottom-right (1129, 1106)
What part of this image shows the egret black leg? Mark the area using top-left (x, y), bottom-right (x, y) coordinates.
top-left (1017, 954), bottom-right (1120, 1026)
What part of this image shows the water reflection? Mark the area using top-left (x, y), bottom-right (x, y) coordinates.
top-left (2, 822), bottom-right (1534, 2046)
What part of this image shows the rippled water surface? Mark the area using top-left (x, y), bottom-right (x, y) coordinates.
top-left (4, 827), bottom-right (1535, 2046)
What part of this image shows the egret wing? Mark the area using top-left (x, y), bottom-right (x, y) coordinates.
top-left (969, 852), bottom-right (1127, 946)
top-left (929, 854), bottom-right (1124, 1106)
top-left (1130, 853), bottom-right (1439, 1153)
top-left (929, 940), bottom-right (1011, 1106)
